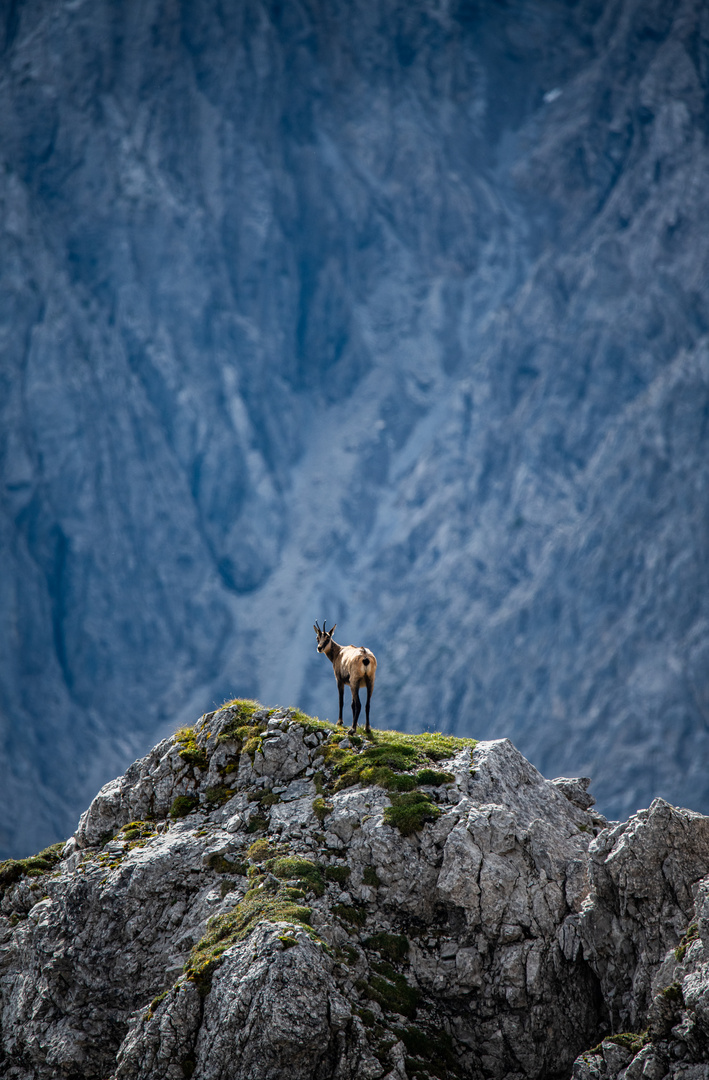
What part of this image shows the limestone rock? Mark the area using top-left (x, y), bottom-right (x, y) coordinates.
top-left (0, 708), bottom-right (611, 1079)
top-left (5, 704), bottom-right (709, 1079)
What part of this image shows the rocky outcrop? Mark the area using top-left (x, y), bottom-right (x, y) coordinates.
top-left (572, 815), bottom-right (709, 1080)
top-left (3, 0), bottom-right (709, 860)
top-left (3, 703), bottom-right (709, 1079)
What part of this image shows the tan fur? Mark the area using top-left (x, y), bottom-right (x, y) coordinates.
top-left (313, 622), bottom-right (377, 733)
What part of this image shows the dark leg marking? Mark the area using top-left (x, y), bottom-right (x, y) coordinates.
top-left (349, 686), bottom-right (361, 733)
top-left (364, 676), bottom-right (373, 733)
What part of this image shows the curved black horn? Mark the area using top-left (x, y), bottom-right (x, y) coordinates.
top-left (314, 621), bottom-right (321, 633)
top-left (322, 620), bottom-right (328, 634)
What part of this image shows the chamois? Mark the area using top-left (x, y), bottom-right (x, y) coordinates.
top-left (313, 621), bottom-right (377, 734)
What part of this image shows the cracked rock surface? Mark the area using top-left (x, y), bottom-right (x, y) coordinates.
top-left (2, 703), bottom-right (709, 1079)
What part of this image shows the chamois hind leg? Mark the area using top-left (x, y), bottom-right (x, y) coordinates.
top-left (337, 681), bottom-right (345, 726)
top-left (364, 676), bottom-right (373, 734)
top-left (349, 685), bottom-right (361, 734)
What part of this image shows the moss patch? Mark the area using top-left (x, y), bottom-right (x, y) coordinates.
top-left (364, 932), bottom-right (409, 963)
top-left (247, 838), bottom-right (273, 862)
top-left (204, 786), bottom-right (235, 808)
top-left (0, 842), bottom-right (64, 894)
top-left (170, 795), bottom-right (198, 819)
top-left (333, 902), bottom-right (367, 926)
top-left (324, 864), bottom-right (351, 885)
top-left (185, 881), bottom-right (312, 987)
top-left (384, 792), bottom-right (441, 836)
top-left (589, 1032), bottom-right (649, 1056)
top-left (416, 769), bottom-right (455, 786)
top-left (314, 726), bottom-right (472, 800)
top-left (396, 1025), bottom-right (460, 1079)
top-left (267, 857), bottom-right (325, 897)
top-left (145, 988), bottom-right (170, 1020)
top-left (175, 728), bottom-right (208, 770)
top-left (660, 981), bottom-right (683, 1004)
top-left (676, 922), bottom-right (699, 960)
top-left (360, 961), bottom-right (420, 1018)
top-left (313, 797), bottom-right (333, 823)
top-left (208, 853), bottom-right (247, 875)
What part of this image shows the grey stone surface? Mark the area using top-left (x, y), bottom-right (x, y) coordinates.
top-left (0, 708), bottom-right (611, 1079)
top-left (5, 705), bottom-right (709, 1078)
top-left (2, 0), bottom-right (709, 860)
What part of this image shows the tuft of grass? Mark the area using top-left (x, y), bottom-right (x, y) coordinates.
top-left (324, 864), bottom-right (351, 885)
top-left (356, 1007), bottom-right (376, 1028)
top-left (332, 903), bottom-right (367, 927)
top-left (267, 857), bottom-right (325, 897)
top-left (216, 699), bottom-right (263, 741)
top-left (676, 923), bottom-right (699, 960)
top-left (395, 1024), bottom-right (459, 1078)
top-left (207, 853), bottom-right (244, 874)
top-left (185, 883), bottom-right (312, 987)
top-left (358, 766), bottom-right (417, 792)
top-left (316, 727), bottom-right (474, 797)
top-left (259, 791), bottom-right (280, 809)
top-left (364, 932), bottom-right (409, 963)
top-left (384, 792), bottom-right (441, 836)
top-left (660, 982), bottom-right (683, 1004)
top-left (246, 815), bottom-right (268, 834)
top-left (313, 796), bottom-right (333, 823)
top-left (174, 728), bottom-right (208, 770)
top-left (0, 842), bottom-right (65, 894)
top-left (247, 838), bottom-right (273, 862)
top-left (205, 786), bottom-right (235, 808)
top-left (145, 988), bottom-right (170, 1020)
top-left (114, 821), bottom-right (158, 852)
top-left (279, 935), bottom-right (298, 949)
top-left (170, 795), bottom-right (199, 819)
top-left (367, 728), bottom-right (473, 762)
top-left (416, 768), bottom-right (455, 787)
top-left (588, 1032), bottom-right (648, 1056)
top-left (360, 961), bottom-right (420, 1018)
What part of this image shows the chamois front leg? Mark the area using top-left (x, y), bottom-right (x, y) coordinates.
top-left (337, 679), bottom-right (345, 726)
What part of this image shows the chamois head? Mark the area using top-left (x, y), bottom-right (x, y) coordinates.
top-left (313, 620), bottom-right (336, 653)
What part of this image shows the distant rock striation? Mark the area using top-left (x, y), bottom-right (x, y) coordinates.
top-left (2, 704), bottom-right (709, 1079)
top-left (2, 0), bottom-right (709, 857)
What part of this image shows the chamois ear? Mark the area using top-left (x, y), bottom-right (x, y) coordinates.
top-left (329, 623), bottom-right (336, 635)
top-left (313, 622), bottom-right (321, 634)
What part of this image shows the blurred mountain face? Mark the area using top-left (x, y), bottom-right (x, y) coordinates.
top-left (2, 0), bottom-right (709, 857)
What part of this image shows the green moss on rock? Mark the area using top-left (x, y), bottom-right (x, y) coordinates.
top-left (185, 884), bottom-right (312, 986)
top-left (170, 795), bottom-right (198, 819)
top-left (384, 792), bottom-right (441, 836)
top-left (267, 857), bottom-right (325, 897)
top-left (174, 728), bottom-right (208, 770)
top-left (676, 923), bottom-right (699, 960)
top-left (0, 842), bottom-right (64, 894)
top-left (324, 864), bottom-right (351, 885)
top-left (364, 932), bottom-right (409, 963)
top-left (332, 903), bottom-right (367, 926)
